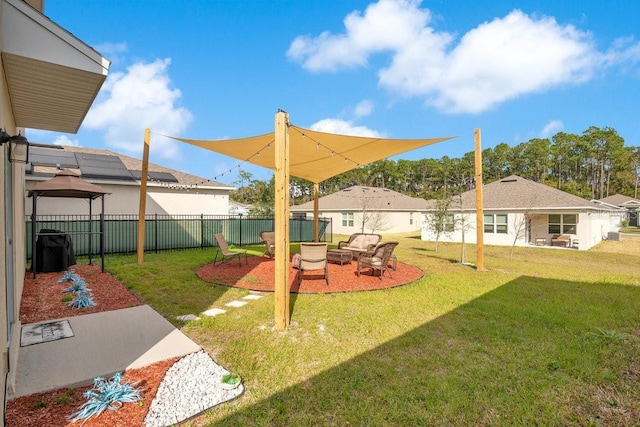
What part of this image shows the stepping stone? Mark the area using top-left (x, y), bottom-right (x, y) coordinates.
top-left (226, 300), bottom-right (248, 308)
top-left (176, 314), bottom-right (199, 322)
top-left (243, 294), bottom-right (262, 300)
top-left (201, 308), bottom-right (226, 317)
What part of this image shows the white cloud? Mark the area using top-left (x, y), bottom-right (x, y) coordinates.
top-left (353, 100), bottom-right (375, 118)
top-left (93, 42), bottom-right (128, 66)
top-left (310, 118), bottom-right (384, 137)
top-left (94, 42), bottom-right (128, 55)
top-left (540, 120), bottom-right (564, 137)
top-left (84, 58), bottom-right (193, 159)
top-left (287, 0), bottom-right (430, 72)
top-left (287, 1), bottom-right (629, 114)
top-left (602, 36), bottom-right (640, 74)
top-left (52, 135), bottom-right (81, 147)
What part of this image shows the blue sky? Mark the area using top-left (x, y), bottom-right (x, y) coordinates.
top-left (31, 0), bottom-right (640, 185)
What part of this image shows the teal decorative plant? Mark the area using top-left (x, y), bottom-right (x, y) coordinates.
top-left (67, 292), bottom-right (96, 309)
top-left (67, 372), bottom-right (141, 424)
top-left (59, 271), bottom-right (97, 309)
top-left (57, 269), bottom-right (77, 282)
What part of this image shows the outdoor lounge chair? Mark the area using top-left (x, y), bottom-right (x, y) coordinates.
top-left (337, 233), bottom-right (382, 256)
top-left (297, 242), bottom-right (329, 286)
top-left (357, 241), bottom-right (399, 280)
top-left (259, 231), bottom-right (276, 257)
top-left (213, 233), bottom-right (247, 266)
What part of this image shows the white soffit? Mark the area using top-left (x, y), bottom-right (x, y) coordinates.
top-left (1, 0), bottom-right (110, 133)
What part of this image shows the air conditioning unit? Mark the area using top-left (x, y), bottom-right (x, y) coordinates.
top-left (607, 232), bottom-right (621, 241)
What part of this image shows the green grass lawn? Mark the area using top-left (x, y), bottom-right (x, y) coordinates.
top-left (620, 226), bottom-right (640, 234)
top-left (106, 234), bottom-right (640, 426)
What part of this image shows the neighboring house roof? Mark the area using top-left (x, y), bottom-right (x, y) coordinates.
top-left (26, 144), bottom-right (232, 189)
top-left (290, 185), bottom-right (428, 211)
top-left (598, 194), bottom-right (640, 208)
top-left (426, 175), bottom-right (608, 211)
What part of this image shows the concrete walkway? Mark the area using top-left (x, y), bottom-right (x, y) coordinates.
top-left (9, 305), bottom-right (200, 399)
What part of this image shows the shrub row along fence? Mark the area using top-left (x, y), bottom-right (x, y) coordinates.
top-left (25, 214), bottom-right (333, 259)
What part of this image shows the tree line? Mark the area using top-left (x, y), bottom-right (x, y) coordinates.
top-left (231, 126), bottom-right (640, 212)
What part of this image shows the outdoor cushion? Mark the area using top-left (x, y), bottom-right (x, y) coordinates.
top-left (338, 233), bottom-right (382, 254)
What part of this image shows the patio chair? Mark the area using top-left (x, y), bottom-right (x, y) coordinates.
top-left (297, 242), bottom-right (329, 286)
top-left (357, 241), bottom-right (399, 280)
top-left (259, 231), bottom-right (276, 257)
top-left (213, 233), bottom-right (247, 266)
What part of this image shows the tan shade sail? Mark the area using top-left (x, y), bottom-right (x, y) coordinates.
top-left (170, 125), bottom-right (454, 184)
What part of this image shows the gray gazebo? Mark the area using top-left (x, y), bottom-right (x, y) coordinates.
top-left (28, 169), bottom-right (110, 278)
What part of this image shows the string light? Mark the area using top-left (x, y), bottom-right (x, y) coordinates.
top-left (288, 125), bottom-right (359, 167)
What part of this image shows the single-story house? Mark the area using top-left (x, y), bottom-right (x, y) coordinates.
top-left (26, 144), bottom-right (234, 216)
top-left (595, 194), bottom-right (640, 227)
top-left (421, 175), bottom-right (620, 250)
top-left (290, 185), bottom-right (427, 235)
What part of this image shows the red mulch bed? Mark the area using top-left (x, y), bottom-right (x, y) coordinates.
top-left (197, 256), bottom-right (424, 293)
top-left (19, 264), bottom-right (143, 324)
top-left (6, 264), bottom-right (173, 427)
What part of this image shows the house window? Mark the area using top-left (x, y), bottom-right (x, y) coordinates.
top-left (342, 212), bottom-right (354, 227)
top-left (484, 214), bottom-right (508, 234)
top-left (444, 214), bottom-right (455, 232)
top-left (548, 214), bottom-right (577, 234)
top-left (409, 212), bottom-right (414, 225)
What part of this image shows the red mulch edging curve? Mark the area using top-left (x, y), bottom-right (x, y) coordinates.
top-left (197, 256), bottom-right (424, 293)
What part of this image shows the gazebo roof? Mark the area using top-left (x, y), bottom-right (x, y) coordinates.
top-left (28, 169), bottom-right (110, 199)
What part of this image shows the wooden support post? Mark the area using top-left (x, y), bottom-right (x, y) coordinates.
top-left (274, 111), bottom-right (290, 330)
top-left (137, 128), bottom-right (151, 265)
top-left (313, 183), bottom-right (319, 242)
top-left (474, 128), bottom-right (485, 271)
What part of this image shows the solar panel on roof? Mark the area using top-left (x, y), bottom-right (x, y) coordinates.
top-left (29, 148), bottom-right (78, 168)
top-left (149, 171), bottom-right (179, 182)
top-left (76, 153), bottom-right (135, 181)
top-left (130, 170), bottom-right (179, 183)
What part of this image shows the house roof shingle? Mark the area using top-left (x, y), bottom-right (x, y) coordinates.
top-left (598, 194), bottom-right (640, 207)
top-left (426, 175), bottom-right (608, 211)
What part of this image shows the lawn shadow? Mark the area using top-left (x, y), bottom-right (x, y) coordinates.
top-left (213, 276), bottom-right (640, 426)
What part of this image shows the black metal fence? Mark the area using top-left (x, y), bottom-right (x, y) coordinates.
top-left (25, 214), bottom-right (333, 259)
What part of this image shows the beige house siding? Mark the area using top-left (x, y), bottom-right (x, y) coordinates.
top-left (1, 37), bottom-right (28, 414)
top-left (26, 182), bottom-right (230, 216)
top-left (1, 38), bottom-right (10, 419)
top-left (306, 209), bottom-right (423, 236)
top-left (1, 36), bottom-right (29, 418)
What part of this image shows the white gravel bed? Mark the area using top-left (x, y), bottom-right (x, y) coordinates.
top-left (143, 350), bottom-right (243, 427)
